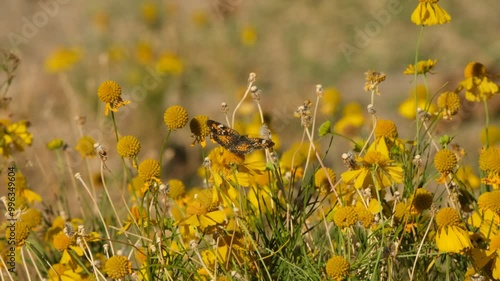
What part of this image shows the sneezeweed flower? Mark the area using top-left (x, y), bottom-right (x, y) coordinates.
top-left (458, 62), bottom-right (499, 102)
top-left (404, 59), bottom-right (437, 75)
top-left (435, 207), bottom-right (472, 254)
top-left (409, 188), bottom-right (433, 215)
top-left (434, 149), bottom-right (457, 181)
top-left (241, 25), bottom-right (257, 46)
top-left (167, 179), bottom-right (186, 199)
top-left (332, 206), bottom-right (358, 228)
top-left (141, 1), bottom-right (159, 26)
top-left (6, 221), bottom-right (30, 247)
top-left (45, 47), bottom-right (82, 73)
top-left (138, 159), bottom-right (161, 191)
top-left (156, 52), bottom-right (183, 75)
top-left (478, 190), bottom-right (500, 216)
top-left (437, 91), bottom-right (461, 120)
top-left (105, 256), bottom-right (133, 279)
top-left (411, 0), bottom-right (451, 26)
top-left (13, 171), bottom-right (42, 204)
top-left (0, 119), bottom-right (33, 158)
top-left (135, 41), bottom-right (153, 64)
top-left (398, 85), bottom-right (437, 119)
top-left (321, 88), bottom-right (341, 115)
top-left (334, 102), bottom-right (365, 137)
top-left (481, 126), bottom-right (500, 146)
top-left (364, 70), bottom-right (386, 95)
top-left (97, 80), bottom-right (130, 116)
top-left (128, 176), bottom-right (145, 199)
top-left (116, 135), bottom-right (141, 167)
top-left (190, 115), bottom-right (210, 147)
top-left (52, 231), bottom-right (73, 252)
top-left (20, 208), bottom-right (42, 229)
top-left (479, 147), bottom-right (500, 188)
top-left (341, 140), bottom-right (403, 190)
top-left (75, 136), bottom-right (96, 158)
top-left (164, 105), bottom-right (188, 131)
top-left (325, 256), bottom-right (350, 281)
top-left (314, 167), bottom-right (336, 194)
top-left (455, 165), bottom-right (480, 190)
top-left (481, 233), bottom-right (500, 279)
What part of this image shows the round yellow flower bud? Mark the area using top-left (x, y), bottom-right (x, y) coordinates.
top-left (164, 105), bottom-right (188, 130)
top-left (116, 135), bottom-right (141, 158)
top-left (138, 159), bottom-right (160, 182)
top-left (98, 80), bottom-right (122, 103)
top-left (434, 149), bottom-right (457, 174)
top-left (105, 256), bottom-right (132, 279)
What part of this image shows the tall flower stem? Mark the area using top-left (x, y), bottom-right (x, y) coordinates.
top-left (414, 26), bottom-right (425, 153)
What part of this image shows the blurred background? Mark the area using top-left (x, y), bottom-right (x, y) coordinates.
top-left (2, 0), bottom-right (500, 192)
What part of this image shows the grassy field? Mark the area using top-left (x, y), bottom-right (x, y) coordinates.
top-left (2, 0), bottom-right (500, 280)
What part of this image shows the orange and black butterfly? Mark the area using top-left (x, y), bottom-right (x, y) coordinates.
top-left (207, 120), bottom-right (274, 155)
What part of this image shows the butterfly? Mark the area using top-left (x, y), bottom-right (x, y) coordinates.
top-left (207, 120), bottom-right (274, 155)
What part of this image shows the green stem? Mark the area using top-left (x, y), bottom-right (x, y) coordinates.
top-left (484, 98), bottom-right (490, 148)
top-left (414, 26), bottom-right (424, 154)
top-left (111, 112), bottom-right (119, 142)
top-left (159, 130), bottom-right (172, 177)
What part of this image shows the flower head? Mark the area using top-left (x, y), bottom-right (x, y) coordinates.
top-left (409, 188), bottom-right (433, 215)
top-left (325, 256), bottom-right (350, 281)
top-left (364, 70), bottom-right (386, 95)
top-left (435, 207), bottom-right (472, 254)
top-left (190, 115), bottom-right (210, 147)
top-left (404, 59), bottom-right (437, 75)
top-left (156, 53), bottom-right (183, 75)
top-left (105, 256), bottom-right (133, 279)
top-left (75, 136), bottom-right (96, 158)
top-left (164, 105), bottom-right (188, 131)
top-left (479, 147), bottom-right (500, 188)
top-left (168, 179), bottom-right (186, 199)
top-left (52, 231), bottom-right (73, 252)
top-left (97, 80), bottom-right (130, 116)
top-left (332, 206), bottom-right (358, 228)
top-left (375, 119), bottom-right (398, 140)
top-left (478, 190), bottom-right (500, 215)
top-left (437, 91), bottom-right (461, 120)
top-left (45, 47), bottom-right (82, 73)
top-left (6, 221), bottom-right (30, 247)
top-left (458, 62), bottom-right (499, 102)
top-left (314, 167), bottom-right (336, 194)
top-left (117, 135), bottom-right (141, 158)
top-left (434, 149), bottom-right (457, 175)
top-left (411, 0), bottom-right (451, 26)
top-left (0, 119), bottom-right (33, 158)
top-left (138, 159), bottom-right (160, 183)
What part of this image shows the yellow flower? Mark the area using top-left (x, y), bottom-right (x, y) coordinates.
top-left (321, 88), bottom-right (341, 115)
top-left (164, 105), bottom-right (188, 130)
top-left (116, 135), bottom-right (141, 166)
top-left (314, 167), bottom-right (336, 194)
top-left (435, 207), bottom-right (472, 254)
top-left (241, 25), bottom-right (257, 46)
top-left (437, 91), bottom-right (461, 120)
top-left (458, 62), bottom-right (499, 102)
top-left (332, 206), bottom-right (358, 228)
top-left (135, 41), bottom-right (153, 64)
top-left (141, 1), bottom-right (159, 26)
top-left (434, 149), bottom-right (457, 174)
top-left (52, 231), bottom-right (73, 252)
top-left (156, 52), bottom-right (183, 75)
top-left (398, 85), bottom-right (437, 120)
top-left (403, 59), bottom-right (437, 75)
top-left (325, 256), bottom-right (350, 281)
top-left (97, 80), bottom-right (130, 116)
top-left (409, 188), bottom-right (433, 215)
top-left (20, 208), bottom-right (42, 229)
top-left (341, 140), bottom-right (403, 189)
top-left (190, 115), bottom-right (210, 147)
top-left (375, 119), bottom-right (398, 140)
top-left (481, 126), bottom-right (500, 146)
top-left (45, 47), bottom-right (82, 73)
top-left (364, 70), bottom-right (386, 95)
top-left (355, 202), bottom-right (375, 229)
top-left (455, 165), bottom-right (480, 190)
top-left (334, 102), bottom-right (365, 137)
top-left (6, 221), bottom-right (30, 247)
top-left (411, 0), bottom-right (451, 26)
top-left (0, 119), bottom-right (33, 158)
top-left (168, 179), bottom-right (186, 199)
top-left (75, 136), bottom-right (96, 158)
top-left (478, 190), bottom-right (500, 215)
top-left (105, 256), bottom-right (132, 279)
top-left (138, 159), bottom-right (160, 183)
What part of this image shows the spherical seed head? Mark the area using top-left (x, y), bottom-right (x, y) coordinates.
top-left (53, 231), bottom-right (72, 252)
top-left (138, 159), bottom-right (160, 182)
top-left (98, 80), bottom-right (122, 103)
top-left (374, 119), bottom-right (398, 139)
top-left (478, 190), bottom-right (500, 215)
top-left (434, 149), bottom-right (457, 174)
top-left (479, 147), bottom-right (500, 173)
top-left (190, 115), bottom-right (210, 138)
top-left (105, 256), bottom-right (132, 279)
top-left (75, 136), bottom-right (96, 158)
top-left (435, 207), bottom-right (462, 229)
top-left (464, 62), bottom-right (486, 79)
top-left (411, 189), bottom-right (434, 214)
top-left (314, 167), bottom-right (336, 193)
top-left (325, 256), bottom-right (350, 280)
top-left (164, 105), bottom-right (188, 130)
top-left (167, 179), bottom-right (185, 199)
top-left (333, 206), bottom-right (358, 228)
top-left (6, 221), bottom-right (30, 247)
top-left (116, 135), bottom-right (141, 158)
top-left (437, 92), bottom-right (461, 119)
